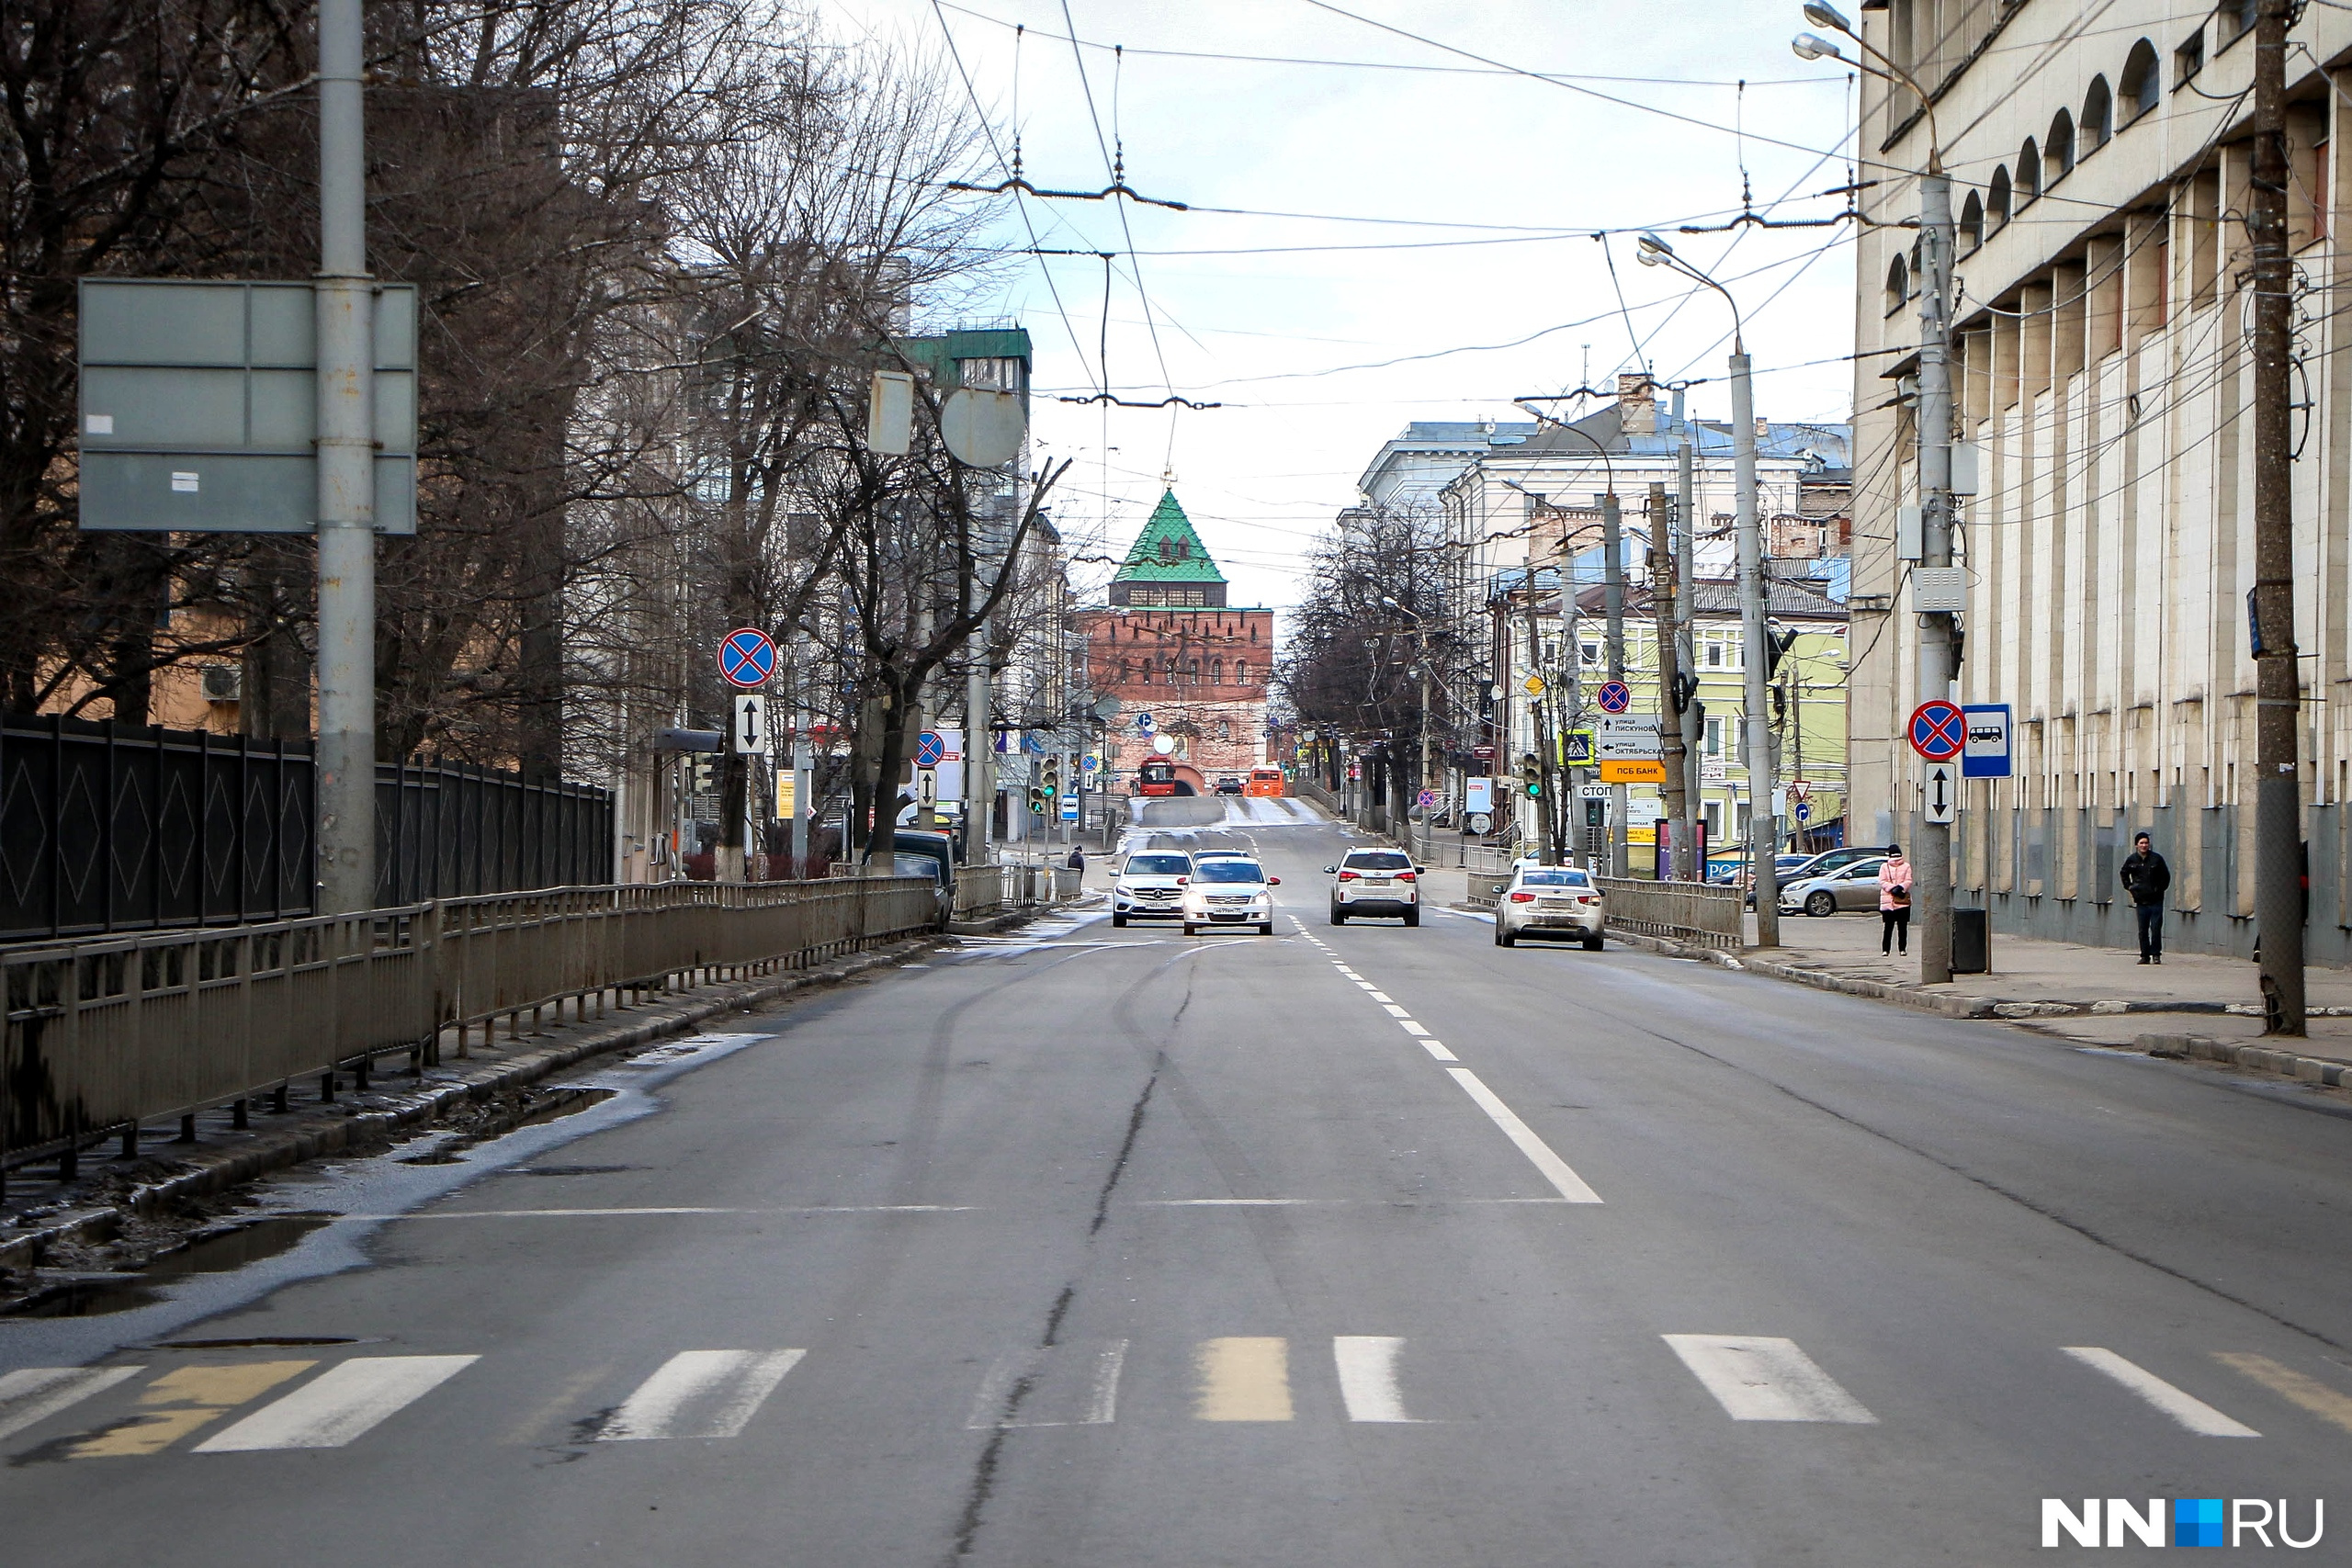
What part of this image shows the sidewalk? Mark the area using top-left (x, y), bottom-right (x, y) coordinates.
top-left (1728, 908), bottom-right (2352, 1066)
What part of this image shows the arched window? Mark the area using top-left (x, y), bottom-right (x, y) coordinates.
top-left (1216, 718), bottom-right (1231, 740)
top-left (2120, 39), bottom-right (2160, 123)
top-left (1884, 252), bottom-right (1910, 316)
top-left (1988, 165), bottom-right (2012, 229)
top-left (2081, 76), bottom-right (2111, 152)
top-left (1961, 191), bottom-right (1985, 253)
top-left (2045, 110), bottom-right (2075, 185)
top-left (1235, 660), bottom-right (1250, 686)
top-left (2016, 139), bottom-right (2041, 206)
top-left (1210, 658), bottom-right (1223, 683)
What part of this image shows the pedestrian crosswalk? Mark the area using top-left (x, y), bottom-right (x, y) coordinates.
top-left (0, 1333), bottom-right (2334, 1459)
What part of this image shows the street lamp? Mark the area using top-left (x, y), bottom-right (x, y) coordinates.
top-left (1632, 235), bottom-right (1778, 946)
top-left (1792, 2), bottom-right (1961, 984)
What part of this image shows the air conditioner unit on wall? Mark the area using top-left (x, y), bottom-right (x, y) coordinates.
top-left (201, 663), bottom-right (243, 704)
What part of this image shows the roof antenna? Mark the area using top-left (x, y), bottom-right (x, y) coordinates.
top-left (1012, 24), bottom-right (1024, 179)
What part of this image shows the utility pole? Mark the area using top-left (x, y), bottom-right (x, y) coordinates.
top-left (2252, 0), bottom-right (2305, 1032)
top-left (1649, 482), bottom-right (1689, 876)
top-left (1914, 122), bottom-right (1958, 984)
top-left (1601, 490), bottom-right (1627, 877)
top-left (314, 0), bottom-right (376, 915)
top-left (1732, 350), bottom-right (1780, 945)
top-left (1554, 533), bottom-right (1580, 865)
top-left (1676, 393), bottom-right (1702, 874)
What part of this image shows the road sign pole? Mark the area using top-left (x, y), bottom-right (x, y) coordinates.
top-left (1732, 346), bottom-right (1779, 946)
top-left (314, 0), bottom-right (376, 916)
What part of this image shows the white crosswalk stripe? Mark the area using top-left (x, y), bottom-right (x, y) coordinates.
top-left (599, 1349), bottom-right (805, 1440)
top-left (1663, 1335), bottom-right (1878, 1423)
top-left (2061, 1347), bottom-right (2260, 1437)
top-left (193, 1356), bottom-right (479, 1452)
top-left (1333, 1337), bottom-right (1415, 1422)
top-left (967, 1340), bottom-right (1128, 1429)
top-left (0, 1366), bottom-right (143, 1442)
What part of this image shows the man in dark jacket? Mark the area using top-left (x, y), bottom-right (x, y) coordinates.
top-left (2120, 831), bottom-right (2170, 964)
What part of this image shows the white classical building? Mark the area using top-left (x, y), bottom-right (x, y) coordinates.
top-left (1848, 0), bottom-right (2352, 962)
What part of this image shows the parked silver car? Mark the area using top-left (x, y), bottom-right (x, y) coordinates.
top-left (1494, 865), bottom-right (1605, 949)
top-left (1779, 856), bottom-right (1887, 917)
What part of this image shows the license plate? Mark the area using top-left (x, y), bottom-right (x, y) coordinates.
top-left (1364, 876), bottom-right (1391, 886)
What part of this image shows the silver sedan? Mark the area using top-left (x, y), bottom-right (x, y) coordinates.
top-left (1779, 856), bottom-right (1888, 917)
top-left (1494, 866), bottom-right (1605, 950)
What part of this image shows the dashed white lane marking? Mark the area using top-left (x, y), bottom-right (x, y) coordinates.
top-left (600, 1349), bottom-right (806, 1440)
top-left (1333, 1337), bottom-right (1415, 1422)
top-left (1444, 1069), bottom-right (1602, 1202)
top-left (2062, 1347), bottom-right (2260, 1437)
top-left (1380, 1003), bottom-right (1411, 1018)
top-left (1663, 1336), bottom-right (1877, 1424)
top-left (1398, 1021), bottom-right (1430, 1036)
top-left (194, 1356), bottom-right (479, 1451)
top-left (0, 1367), bottom-right (142, 1442)
top-left (1418, 1039), bottom-right (1459, 1062)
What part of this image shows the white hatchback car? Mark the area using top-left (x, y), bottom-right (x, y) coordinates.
top-left (1494, 865), bottom-right (1605, 949)
top-left (1112, 850), bottom-right (1193, 927)
top-left (1180, 857), bottom-right (1278, 934)
top-left (1326, 849), bottom-right (1422, 926)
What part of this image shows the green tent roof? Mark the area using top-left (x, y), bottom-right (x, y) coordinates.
top-left (1113, 491), bottom-right (1226, 584)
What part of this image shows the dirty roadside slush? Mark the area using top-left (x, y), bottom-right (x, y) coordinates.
top-left (0, 932), bottom-right (951, 1320)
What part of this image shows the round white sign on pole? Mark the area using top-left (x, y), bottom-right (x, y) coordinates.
top-left (1151, 733), bottom-right (1176, 756)
top-left (940, 389), bottom-right (1026, 468)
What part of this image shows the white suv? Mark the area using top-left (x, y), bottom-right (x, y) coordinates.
top-left (1112, 850), bottom-right (1193, 926)
top-left (1327, 849), bottom-right (1422, 926)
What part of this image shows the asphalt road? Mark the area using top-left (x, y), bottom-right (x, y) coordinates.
top-left (6, 809), bottom-right (2352, 1564)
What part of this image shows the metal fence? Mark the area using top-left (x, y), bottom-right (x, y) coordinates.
top-left (378, 759), bottom-right (612, 907)
top-left (0, 875), bottom-right (933, 1177)
top-left (1593, 875), bottom-right (1745, 949)
top-left (0, 712), bottom-right (315, 942)
top-left (0, 713), bottom-right (616, 943)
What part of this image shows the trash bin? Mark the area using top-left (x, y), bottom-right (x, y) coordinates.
top-left (1951, 907), bottom-right (1990, 974)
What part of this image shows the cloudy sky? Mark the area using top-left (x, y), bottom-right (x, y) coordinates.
top-left (828, 0), bottom-right (1863, 608)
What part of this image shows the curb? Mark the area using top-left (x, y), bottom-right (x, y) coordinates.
top-left (2136, 1032), bottom-right (2352, 1088)
top-left (0, 934), bottom-right (948, 1270)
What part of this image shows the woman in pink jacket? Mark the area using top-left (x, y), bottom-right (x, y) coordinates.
top-left (1878, 845), bottom-right (1913, 955)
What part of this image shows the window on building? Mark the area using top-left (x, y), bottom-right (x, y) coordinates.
top-left (2217, 0), bottom-right (2255, 50)
top-left (1987, 165), bottom-right (2012, 230)
top-left (1884, 253), bottom-right (1909, 317)
top-left (1216, 718), bottom-right (1230, 739)
top-left (1580, 641), bottom-right (1601, 667)
top-left (2121, 39), bottom-right (2161, 121)
top-left (1235, 660), bottom-right (1250, 686)
top-left (2016, 138), bottom-right (2041, 206)
top-left (1704, 716), bottom-right (1723, 757)
top-left (2044, 110), bottom-right (2075, 186)
top-left (1960, 191), bottom-right (1984, 253)
top-left (956, 355), bottom-right (1025, 391)
top-left (1210, 658), bottom-right (1223, 683)
top-left (2176, 26), bottom-right (2205, 85)
top-left (2081, 77), bottom-right (2111, 153)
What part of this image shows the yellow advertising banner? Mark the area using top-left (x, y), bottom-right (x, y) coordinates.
top-left (1598, 759), bottom-right (1668, 784)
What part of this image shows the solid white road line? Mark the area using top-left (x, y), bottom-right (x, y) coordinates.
top-left (1444, 1068), bottom-right (1602, 1202)
top-left (0, 1366), bottom-right (141, 1442)
top-left (600, 1348), bottom-right (806, 1440)
top-left (2061, 1347), bottom-right (2260, 1437)
top-left (1333, 1337), bottom-right (1415, 1422)
top-left (194, 1356), bottom-right (479, 1451)
top-left (1662, 1336), bottom-right (1878, 1424)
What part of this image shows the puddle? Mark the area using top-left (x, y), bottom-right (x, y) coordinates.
top-left (396, 1089), bottom-right (617, 1166)
top-left (514, 1089), bottom-right (616, 1127)
top-left (150, 1335), bottom-right (370, 1349)
top-left (6, 1216), bottom-right (332, 1318)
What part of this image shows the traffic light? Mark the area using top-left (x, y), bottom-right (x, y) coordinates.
top-left (1763, 623), bottom-right (1801, 679)
top-left (1671, 671), bottom-right (1700, 715)
top-left (1041, 758), bottom-right (1060, 799)
top-left (1519, 753), bottom-right (1541, 798)
top-left (1026, 784), bottom-right (1047, 814)
top-left (690, 754), bottom-right (715, 792)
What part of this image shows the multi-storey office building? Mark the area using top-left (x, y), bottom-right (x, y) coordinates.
top-left (1847, 0), bottom-right (2352, 960)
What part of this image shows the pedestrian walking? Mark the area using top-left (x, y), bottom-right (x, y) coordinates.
top-left (1878, 844), bottom-right (1913, 955)
top-left (2120, 830), bottom-right (2170, 964)
top-left (1067, 843), bottom-right (1086, 874)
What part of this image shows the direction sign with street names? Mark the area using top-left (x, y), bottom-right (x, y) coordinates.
top-left (1908, 699), bottom-right (1965, 761)
top-left (1924, 761), bottom-right (1958, 824)
top-left (1596, 680), bottom-right (1633, 714)
top-left (718, 627), bottom-right (776, 688)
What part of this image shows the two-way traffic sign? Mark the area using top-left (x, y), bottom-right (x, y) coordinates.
top-left (1924, 761), bottom-right (1957, 824)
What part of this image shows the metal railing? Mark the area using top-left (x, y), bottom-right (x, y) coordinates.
top-left (953, 865), bottom-right (1006, 917)
top-left (1593, 875), bottom-right (1744, 949)
top-left (1, 876), bottom-right (933, 1179)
